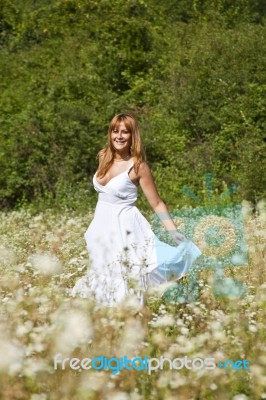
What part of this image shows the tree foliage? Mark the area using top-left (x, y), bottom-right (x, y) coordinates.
top-left (0, 0), bottom-right (265, 211)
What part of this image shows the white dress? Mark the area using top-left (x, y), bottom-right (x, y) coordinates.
top-left (71, 162), bottom-right (202, 306)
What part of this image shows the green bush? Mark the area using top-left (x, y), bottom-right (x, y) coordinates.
top-left (0, 0), bottom-right (265, 211)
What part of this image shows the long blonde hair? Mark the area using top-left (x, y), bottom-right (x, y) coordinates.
top-left (96, 112), bottom-right (146, 178)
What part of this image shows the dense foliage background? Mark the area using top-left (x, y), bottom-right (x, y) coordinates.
top-left (1, 0), bottom-right (265, 212)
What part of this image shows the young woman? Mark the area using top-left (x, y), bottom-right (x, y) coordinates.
top-left (71, 112), bottom-right (201, 306)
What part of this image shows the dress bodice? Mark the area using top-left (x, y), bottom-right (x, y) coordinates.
top-left (93, 162), bottom-right (138, 206)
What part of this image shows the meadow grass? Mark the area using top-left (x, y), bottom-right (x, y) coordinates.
top-left (0, 200), bottom-right (265, 400)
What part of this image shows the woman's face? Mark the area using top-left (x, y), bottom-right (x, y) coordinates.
top-left (111, 121), bottom-right (132, 154)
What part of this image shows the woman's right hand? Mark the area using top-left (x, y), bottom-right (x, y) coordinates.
top-left (167, 229), bottom-right (187, 245)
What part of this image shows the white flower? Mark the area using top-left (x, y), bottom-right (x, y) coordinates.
top-left (80, 371), bottom-right (107, 392)
top-left (29, 252), bottom-right (62, 275)
top-left (33, 214), bottom-right (43, 222)
top-left (170, 376), bottom-right (187, 388)
top-left (53, 309), bottom-right (93, 353)
top-left (0, 245), bottom-right (15, 265)
top-left (151, 314), bottom-right (175, 327)
top-left (208, 321), bottom-right (222, 331)
top-left (119, 294), bottom-right (142, 312)
top-left (248, 325), bottom-right (257, 333)
top-left (212, 330), bottom-right (226, 341)
top-left (210, 383), bottom-right (218, 390)
top-left (31, 395), bottom-right (47, 400)
top-left (232, 395), bottom-right (249, 400)
top-left (118, 319), bottom-right (145, 356)
top-left (0, 338), bottom-right (24, 375)
top-left (24, 358), bottom-right (51, 377)
top-left (180, 327), bottom-right (189, 335)
top-left (106, 392), bottom-right (129, 400)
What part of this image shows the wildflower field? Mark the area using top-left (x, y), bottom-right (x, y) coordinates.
top-left (0, 200), bottom-right (265, 400)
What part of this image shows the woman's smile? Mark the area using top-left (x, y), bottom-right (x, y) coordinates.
top-left (111, 121), bottom-right (132, 153)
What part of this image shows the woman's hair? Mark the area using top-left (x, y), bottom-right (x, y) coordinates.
top-left (96, 112), bottom-right (146, 178)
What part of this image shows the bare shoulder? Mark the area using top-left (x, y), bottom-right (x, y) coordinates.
top-left (138, 161), bottom-right (152, 176)
top-left (138, 161), bottom-right (156, 187)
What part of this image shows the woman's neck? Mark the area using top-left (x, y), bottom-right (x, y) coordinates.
top-left (113, 153), bottom-right (131, 162)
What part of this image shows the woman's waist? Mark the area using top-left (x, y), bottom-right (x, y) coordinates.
top-left (97, 192), bottom-right (136, 206)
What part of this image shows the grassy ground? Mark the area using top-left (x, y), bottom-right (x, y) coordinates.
top-left (0, 200), bottom-right (265, 400)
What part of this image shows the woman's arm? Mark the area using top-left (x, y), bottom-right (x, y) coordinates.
top-left (138, 162), bottom-right (185, 243)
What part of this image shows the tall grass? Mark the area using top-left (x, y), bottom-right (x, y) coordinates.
top-left (0, 200), bottom-right (265, 400)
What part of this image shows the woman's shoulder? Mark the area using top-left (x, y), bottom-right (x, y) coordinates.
top-left (138, 160), bottom-right (150, 169)
top-left (136, 160), bottom-right (152, 177)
